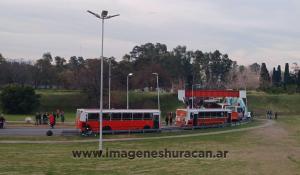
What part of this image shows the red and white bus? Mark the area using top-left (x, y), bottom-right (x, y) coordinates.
top-left (175, 108), bottom-right (231, 127)
top-left (75, 109), bottom-right (160, 132)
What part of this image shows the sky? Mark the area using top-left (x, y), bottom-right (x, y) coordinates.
top-left (0, 0), bottom-right (300, 68)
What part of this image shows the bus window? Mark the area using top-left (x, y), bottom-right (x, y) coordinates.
top-left (143, 113), bottom-right (153, 120)
top-left (220, 112), bottom-right (224, 117)
top-left (203, 112), bottom-right (210, 118)
top-left (211, 112), bottom-right (217, 118)
top-left (133, 113), bottom-right (143, 120)
top-left (198, 112), bottom-right (204, 118)
top-left (190, 113), bottom-right (194, 119)
top-left (103, 113), bottom-right (111, 121)
top-left (237, 107), bottom-right (243, 113)
top-left (122, 113), bottom-right (132, 120)
top-left (111, 113), bottom-right (121, 120)
top-left (193, 113), bottom-right (198, 119)
top-left (88, 113), bottom-right (99, 121)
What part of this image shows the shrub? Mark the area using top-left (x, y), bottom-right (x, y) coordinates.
top-left (0, 85), bottom-right (40, 114)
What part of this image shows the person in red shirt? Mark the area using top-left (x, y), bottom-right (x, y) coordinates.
top-left (49, 113), bottom-right (55, 129)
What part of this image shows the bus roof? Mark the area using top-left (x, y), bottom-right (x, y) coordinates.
top-left (77, 109), bottom-right (160, 113)
top-left (177, 108), bottom-right (231, 112)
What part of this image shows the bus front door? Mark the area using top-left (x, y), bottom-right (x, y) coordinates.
top-left (193, 113), bottom-right (198, 127)
top-left (153, 115), bottom-right (159, 129)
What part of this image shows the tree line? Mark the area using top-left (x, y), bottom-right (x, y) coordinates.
top-left (1, 42), bottom-right (299, 105)
top-left (259, 62), bottom-right (300, 93)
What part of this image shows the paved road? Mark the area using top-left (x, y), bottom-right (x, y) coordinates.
top-left (0, 119), bottom-right (274, 144)
top-left (0, 128), bottom-right (79, 136)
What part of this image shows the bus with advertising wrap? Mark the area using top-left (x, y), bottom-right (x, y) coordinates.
top-left (175, 108), bottom-right (232, 127)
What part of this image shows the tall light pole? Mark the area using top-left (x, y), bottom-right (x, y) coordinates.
top-left (87, 10), bottom-right (119, 151)
top-left (127, 73), bottom-right (133, 109)
top-left (191, 84), bottom-right (194, 109)
top-left (192, 74), bottom-right (195, 109)
top-left (108, 57), bottom-right (112, 109)
top-left (152, 73), bottom-right (160, 110)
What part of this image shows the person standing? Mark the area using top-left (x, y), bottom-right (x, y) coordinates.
top-left (60, 111), bottom-right (65, 124)
top-left (42, 112), bottom-right (47, 124)
top-left (49, 113), bottom-right (55, 129)
top-left (275, 112), bottom-right (278, 120)
top-left (38, 112), bottom-right (42, 125)
top-left (169, 112), bottom-right (173, 126)
top-left (35, 112), bottom-right (39, 125)
top-left (56, 109), bottom-right (60, 119)
top-left (165, 113), bottom-right (169, 126)
top-left (0, 114), bottom-right (5, 129)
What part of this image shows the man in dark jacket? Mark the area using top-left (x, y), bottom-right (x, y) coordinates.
top-left (0, 114), bottom-right (5, 129)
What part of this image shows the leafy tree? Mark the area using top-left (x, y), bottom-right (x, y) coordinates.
top-left (277, 65), bottom-right (282, 85)
top-left (297, 70), bottom-right (300, 88)
top-left (259, 63), bottom-right (271, 89)
top-left (284, 63), bottom-right (291, 88)
top-left (42, 52), bottom-right (53, 62)
top-left (272, 67), bottom-right (277, 86)
top-left (0, 85), bottom-right (40, 114)
top-left (33, 53), bottom-right (56, 88)
top-left (55, 56), bottom-right (66, 70)
top-left (249, 63), bottom-right (261, 74)
top-left (0, 53), bottom-right (5, 63)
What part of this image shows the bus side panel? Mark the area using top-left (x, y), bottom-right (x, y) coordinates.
top-left (188, 117), bottom-right (227, 127)
top-left (88, 121), bottom-right (100, 133)
top-left (103, 120), bottom-right (154, 130)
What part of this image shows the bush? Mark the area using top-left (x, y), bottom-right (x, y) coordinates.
top-left (0, 85), bottom-right (40, 114)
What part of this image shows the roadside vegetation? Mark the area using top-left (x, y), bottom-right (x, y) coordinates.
top-left (2, 89), bottom-right (300, 122)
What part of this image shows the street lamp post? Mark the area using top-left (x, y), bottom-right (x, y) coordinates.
top-left (127, 73), bottom-right (133, 109)
top-left (87, 10), bottom-right (119, 151)
top-left (192, 84), bottom-right (194, 109)
top-left (152, 73), bottom-right (160, 110)
top-left (108, 57), bottom-right (111, 109)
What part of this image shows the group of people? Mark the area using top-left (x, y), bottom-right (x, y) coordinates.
top-left (0, 114), bottom-right (5, 129)
top-left (165, 112), bottom-right (175, 126)
top-left (266, 110), bottom-right (278, 120)
top-left (35, 110), bottom-right (65, 128)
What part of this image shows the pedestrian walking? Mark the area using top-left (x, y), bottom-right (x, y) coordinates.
top-left (266, 110), bottom-right (270, 119)
top-left (52, 112), bottom-right (56, 126)
top-left (49, 113), bottom-right (55, 129)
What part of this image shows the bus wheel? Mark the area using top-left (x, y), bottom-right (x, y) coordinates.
top-left (143, 125), bottom-right (150, 130)
top-left (103, 126), bottom-right (111, 131)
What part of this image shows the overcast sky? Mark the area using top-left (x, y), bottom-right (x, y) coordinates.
top-left (0, 0), bottom-right (300, 68)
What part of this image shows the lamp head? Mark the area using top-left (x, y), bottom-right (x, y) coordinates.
top-left (101, 10), bottom-right (108, 18)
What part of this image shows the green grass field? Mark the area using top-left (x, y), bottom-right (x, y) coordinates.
top-left (1, 116), bottom-right (300, 175)
top-left (247, 91), bottom-right (300, 115)
top-left (1, 90), bottom-right (300, 174)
